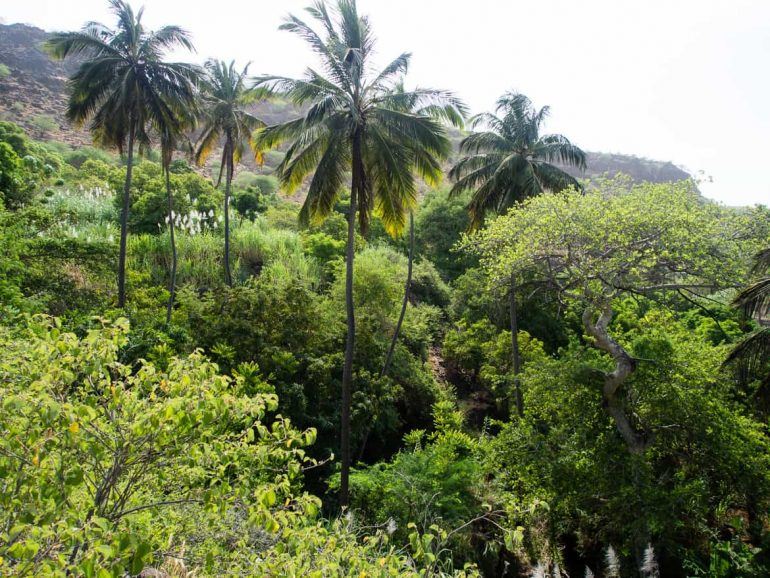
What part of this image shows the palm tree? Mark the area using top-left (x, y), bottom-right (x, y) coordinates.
top-left (194, 59), bottom-right (265, 286)
top-left (158, 109), bottom-right (198, 324)
top-left (380, 85), bottom-right (465, 379)
top-left (46, 0), bottom-right (199, 307)
top-left (255, 0), bottom-right (464, 507)
top-left (449, 91), bottom-right (586, 416)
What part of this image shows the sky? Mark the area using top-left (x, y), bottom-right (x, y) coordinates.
top-left (3, 0), bottom-right (770, 206)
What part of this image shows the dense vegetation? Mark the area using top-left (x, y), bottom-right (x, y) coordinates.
top-left (1, 1), bottom-right (769, 576)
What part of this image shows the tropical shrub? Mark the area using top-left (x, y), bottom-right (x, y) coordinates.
top-left (0, 316), bottom-right (319, 576)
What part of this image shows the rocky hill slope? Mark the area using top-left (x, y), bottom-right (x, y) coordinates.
top-left (0, 22), bottom-right (691, 184)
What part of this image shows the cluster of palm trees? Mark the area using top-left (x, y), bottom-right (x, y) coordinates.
top-left (47, 0), bottom-right (586, 507)
top-left (45, 1), bottom-right (264, 316)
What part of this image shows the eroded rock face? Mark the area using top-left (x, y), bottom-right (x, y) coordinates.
top-left (0, 23), bottom-right (88, 145)
top-left (560, 151), bottom-right (691, 184)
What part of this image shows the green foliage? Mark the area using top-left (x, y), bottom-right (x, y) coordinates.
top-left (233, 171), bottom-right (279, 196)
top-left (109, 162), bottom-right (222, 234)
top-left (64, 146), bottom-right (116, 169)
top-left (0, 122), bottom-right (62, 207)
top-left (0, 203), bottom-right (28, 310)
top-left (415, 188), bottom-right (476, 280)
top-left (443, 317), bottom-right (546, 403)
top-left (1, 11), bottom-right (769, 573)
top-left (349, 403), bottom-right (485, 541)
top-left (0, 141), bottom-right (30, 207)
top-left (0, 63), bottom-right (10, 78)
top-left (0, 316), bottom-right (318, 576)
top-left (468, 179), bottom-right (764, 300)
top-left (30, 114), bottom-right (58, 134)
top-left (488, 307), bottom-right (770, 570)
top-left (233, 185), bottom-right (269, 219)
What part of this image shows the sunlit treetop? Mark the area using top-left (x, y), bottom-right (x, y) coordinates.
top-left (463, 178), bottom-right (770, 308)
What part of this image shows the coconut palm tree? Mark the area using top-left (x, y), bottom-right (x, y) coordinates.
top-left (194, 59), bottom-right (265, 286)
top-left (380, 84), bottom-right (465, 379)
top-left (449, 91), bottom-right (586, 416)
top-left (158, 109), bottom-right (198, 324)
top-left (255, 0), bottom-right (465, 507)
top-left (46, 0), bottom-right (199, 307)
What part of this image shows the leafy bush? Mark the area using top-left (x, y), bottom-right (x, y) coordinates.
top-left (0, 316), bottom-right (318, 576)
top-left (233, 185), bottom-right (269, 219)
top-left (233, 171), bottom-right (279, 196)
top-left (65, 146), bottom-right (115, 169)
top-left (109, 162), bottom-right (222, 234)
top-left (347, 401), bottom-right (496, 571)
top-left (30, 114), bottom-right (58, 134)
top-left (0, 141), bottom-right (30, 207)
top-left (415, 188), bottom-right (476, 280)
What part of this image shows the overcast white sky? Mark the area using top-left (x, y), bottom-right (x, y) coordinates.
top-left (4, 0), bottom-right (770, 206)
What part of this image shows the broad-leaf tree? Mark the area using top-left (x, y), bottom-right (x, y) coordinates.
top-left (255, 0), bottom-right (464, 507)
top-left (469, 181), bottom-right (769, 567)
top-left (449, 91), bottom-right (585, 415)
top-left (467, 180), bottom-right (753, 454)
top-left (194, 59), bottom-right (265, 286)
top-left (46, 0), bottom-right (199, 307)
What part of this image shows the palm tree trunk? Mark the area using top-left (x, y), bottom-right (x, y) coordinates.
top-left (117, 121), bottom-right (136, 308)
top-left (223, 140), bottom-right (233, 287)
top-left (381, 211), bottom-right (414, 379)
top-left (165, 167), bottom-right (177, 325)
top-left (340, 132), bottom-right (362, 509)
top-left (510, 272), bottom-right (524, 417)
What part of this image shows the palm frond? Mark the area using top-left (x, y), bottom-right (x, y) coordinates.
top-left (538, 134), bottom-right (587, 170)
top-left (724, 327), bottom-right (770, 385)
top-left (733, 277), bottom-right (770, 319)
top-left (147, 25), bottom-right (195, 53)
top-left (300, 135), bottom-right (350, 227)
top-left (45, 29), bottom-right (121, 60)
top-left (367, 52), bottom-right (411, 91)
top-left (458, 130), bottom-right (510, 154)
top-left (531, 162), bottom-right (581, 193)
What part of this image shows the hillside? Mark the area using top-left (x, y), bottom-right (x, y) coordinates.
top-left (2, 5), bottom-right (769, 577)
top-left (0, 22), bottom-right (691, 184)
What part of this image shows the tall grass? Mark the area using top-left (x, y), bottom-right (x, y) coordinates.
top-left (44, 185), bottom-right (116, 228)
top-left (129, 219), bottom-right (319, 289)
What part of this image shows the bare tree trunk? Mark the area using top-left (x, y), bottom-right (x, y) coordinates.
top-left (223, 139), bottom-right (233, 287)
top-left (165, 167), bottom-right (177, 325)
top-left (509, 272), bottom-right (523, 417)
top-left (582, 306), bottom-right (648, 453)
top-left (583, 305), bottom-right (653, 567)
top-left (381, 211), bottom-right (414, 379)
top-left (117, 121), bottom-right (135, 308)
top-left (340, 132), bottom-right (362, 509)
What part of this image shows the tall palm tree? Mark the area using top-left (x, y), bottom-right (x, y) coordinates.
top-left (380, 85), bottom-right (465, 379)
top-left (449, 91), bottom-right (585, 416)
top-left (46, 0), bottom-right (199, 307)
top-left (158, 109), bottom-right (198, 324)
top-left (194, 60), bottom-right (265, 286)
top-left (255, 0), bottom-right (464, 507)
